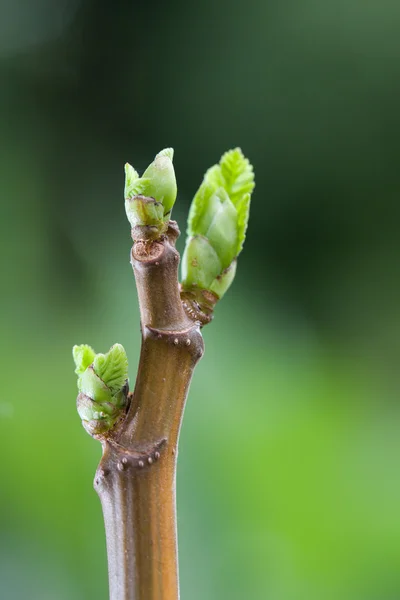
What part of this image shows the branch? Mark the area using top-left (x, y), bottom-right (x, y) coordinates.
top-left (73, 146), bottom-right (255, 600)
top-left (95, 222), bottom-right (203, 600)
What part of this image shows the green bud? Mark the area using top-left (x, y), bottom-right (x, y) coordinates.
top-left (125, 193), bottom-right (165, 232)
top-left (181, 148), bottom-right (254, 305)
top-left (79, 366), bottom-right (111, 404)
top-left (72, 343), bottom-right (129, 437)
top-left (181, 235), bottom-right (221, 290)
top-left (92, 343), bottom-right (129, 395)
top-left (197, 188), bottom-right (239, 270)
top-left (124, 148), bottom-right (177, 238)
top-left (141, 148), bottom-right (177, 216)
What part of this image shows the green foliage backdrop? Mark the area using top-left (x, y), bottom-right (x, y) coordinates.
top-left (1, 1), bottom-right (400, 598)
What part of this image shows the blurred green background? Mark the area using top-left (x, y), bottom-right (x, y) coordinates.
top-left (1, 1), bottom-right (400, 598)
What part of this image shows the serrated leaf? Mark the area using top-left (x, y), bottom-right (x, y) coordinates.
top-left (219, 147), bottom-right (255, 207)
top-left (236, 192), bottom-right (251, 254)
top-left (187, 165), bottom-right (224, 236)
top-left (181, 148), bottom-right (254, 303)
top-left (93, 343), bottom-right (128, 395)
top-left (124, 163), bottom-right (140, 198)
top-left (73, 344), bottom-right (96, 376)
top-left (187, 182), bottom-right (221, 238)
top-left (125, 174), bottom-right (152, 200)
top-left (157, 147), bottom-right (174, 160)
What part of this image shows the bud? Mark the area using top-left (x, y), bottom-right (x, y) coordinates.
top-left (181, 235), bottom-right (221, 290)
top-left (73, 343), bottom-right (129, 437)
top-left (124, 148), bottom-right (177, 239)
top-left (181, 148), bottom-right (254, 305)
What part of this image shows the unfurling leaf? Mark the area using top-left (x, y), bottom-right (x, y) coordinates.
top-left (72, 343), bottom-right (129, 437)
top-left (182, 148), bottom-right (254, 302)
top-left (124, 148), bottom-right (177, 238)
top-left (73, 344), bottom-right (96, 376)
top-left (93, 344), bottom-right (128, 396)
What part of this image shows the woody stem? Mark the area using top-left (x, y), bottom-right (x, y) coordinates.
top-left (94, 221), bottom-right (203, 600)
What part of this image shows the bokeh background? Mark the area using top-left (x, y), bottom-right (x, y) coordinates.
top-left (1, 1), bottom-right (400, 598)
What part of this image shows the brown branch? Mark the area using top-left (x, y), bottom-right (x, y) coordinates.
top-left (94, 221), bottom-right (204, 600)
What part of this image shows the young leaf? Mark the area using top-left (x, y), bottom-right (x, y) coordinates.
top-left (93, 343), bottom-right (128, 395)
top-left (187, 165), bottom-right (224, 236)
top-left (236, 192), bottom-right (251, 255)
top-left (73, 344), bottom-right (96, 376)
top-left (124, 163), bottom-right (141, 198)
top-left (182, 148), bottom-right (255, 303)
top-left (124, 148), bottom-right (177, 234)
top-left (181, 235), bottom-right (222, 290)
top-left (219, 147), bottom-right (255, 206)
top-left (72, 343), bottom-right (129, 436)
